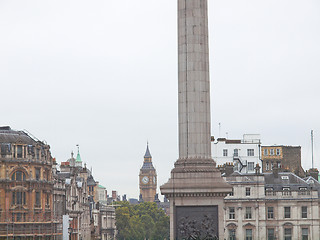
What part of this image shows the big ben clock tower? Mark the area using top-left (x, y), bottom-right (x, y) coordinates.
top-left (139, 144), bottom-right (157, 202)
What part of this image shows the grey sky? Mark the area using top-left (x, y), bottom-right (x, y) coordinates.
top-left (1, 0), bottom-right (319, 199)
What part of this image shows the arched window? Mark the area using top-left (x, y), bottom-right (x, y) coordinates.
top-left (12, 191), bottom-right (26, 205)
top-left (11, 171), bottom-right (26, 181)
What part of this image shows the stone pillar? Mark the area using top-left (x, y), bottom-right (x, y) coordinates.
top-left (178, 0), bottom-right (211, 160)
top-left (161, 0), bottom-right (232, 239)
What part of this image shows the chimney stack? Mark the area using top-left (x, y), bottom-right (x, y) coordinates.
top-left (255, 164), bottom-right (261, 175)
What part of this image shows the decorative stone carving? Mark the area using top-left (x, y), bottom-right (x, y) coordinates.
top-left (176, 206), bottom-right (219, 240)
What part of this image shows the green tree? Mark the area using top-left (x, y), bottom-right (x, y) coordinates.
top-left (152, 215), bottom-right (170, 240)
top-left (115, 206), bottom-right (131, 239)
top-left (115, 201), bottom-right (169, 240)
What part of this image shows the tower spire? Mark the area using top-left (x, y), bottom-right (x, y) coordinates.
top-left (76, 144), bottom-right (82, 162)
top-left (139, 143), bottom-right (157, 202)
top-left (75, 144), bottom-right (82, 167)
top-left (144, 143), bottom-right (152, 159)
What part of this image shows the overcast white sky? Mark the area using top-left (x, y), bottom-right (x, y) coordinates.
top-left (1, 0), bottom-right (319, 199)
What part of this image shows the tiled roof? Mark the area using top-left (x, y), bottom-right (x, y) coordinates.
top-left (0, 127), bottom-right (37, 145)
top-left (57, 172), bottom-right (71, 179)
top-left (265, 172), bottom-right (310, 191)
top-left (87, 175), bottom-right (96, 186)
top-left (141, 161), bottom-right (155, 170)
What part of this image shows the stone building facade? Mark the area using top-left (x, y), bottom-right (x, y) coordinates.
top-left (0, 126), bottom-right (61, 239)
top-left (261, 145), bottom-right (305, 177)
top-left (224, 167), bottom-right (319, 240)
top-left (54, 151), bottom-right (116, 240)
top-left (98, 204), bottom-right (116, 240)
top-left (56, 152), bottom-right (91, 240)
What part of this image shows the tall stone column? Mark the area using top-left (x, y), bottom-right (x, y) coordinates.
top-left (160, 1), bottom-right (232, 239)
top-left (178, 0), bottom-right (211, 161)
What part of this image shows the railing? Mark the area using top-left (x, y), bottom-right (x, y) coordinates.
top-left (0, 222), bottom-right (61, 236)
top-left (265, 190), bottom-right (313, 199)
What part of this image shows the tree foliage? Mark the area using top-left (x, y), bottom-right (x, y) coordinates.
top-left (115, 201), bottom-right (169, 240)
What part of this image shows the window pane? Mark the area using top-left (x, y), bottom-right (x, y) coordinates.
top-left (267, 207), bottom-right (274, 219)
top-left (16, 171), bottom-right (22, 181)
top-left (229, 207), bottom-right (235, 219)
top-left (270, 149), bottom-right (274, 155)
top-left (234, 149), bottom-right (238, 157)
top-left (284, 228), bottom-right (292, 240)
top-left (36, 192), bottom-right (40, 206)
top-left (245, 207), bottom-right (252, 219)
top-left (248, 162), bottom-right (254, 171)
top-left (35, 168), bottom-right (40, 180)
top-left (267, 228), bottom-right (274, 240)
top-left (17, 192), bottom-right (22, 204)
top-left (229, 229), bottom-right (236, 240)
top-left (16, 213), bottom-right (21, 222)
top-left (12, 192), bottom-right (15, 205)
top-left (247, 149), bottom-right (254, 156)
top-left (246, 187), bottom-right (251, 196)
top-left (284, 207), bottom-right (291, 218)
top-left (36, 149), bottom-right (39, 160)
top-left (302, 228), bottom-right (308, 240)
top-left (223, 149), bottom-right (228, 157)
top-left (17, 145), bottom-right (23, 158)
top-left (229, 188), bottom-right (234, 196)
top-left (302, 206), bottom-right (307, 218)
top-left (246, 229), bottom-right (252, 240)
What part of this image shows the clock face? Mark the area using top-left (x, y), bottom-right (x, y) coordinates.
top-left (142, 176), bottom-right (149, 184)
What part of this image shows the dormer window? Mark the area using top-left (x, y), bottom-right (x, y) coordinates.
top-left (282, 187), bottom-right (291, 196)
top-left (281, 176), bottom-right (289, 180)
top-left (1, 143), bottom-right (11, 156)
top-left (266, 188), bottom-right (275, 196)
top-left (299, 187), bottom-right (309, 195)
top-left (36, 149), bottom-right (40, 160)
top-left (17, 145), bottom-right (23, 158)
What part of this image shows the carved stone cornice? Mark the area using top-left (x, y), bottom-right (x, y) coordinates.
top-left (166, 192), bottom-right (230, 198)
